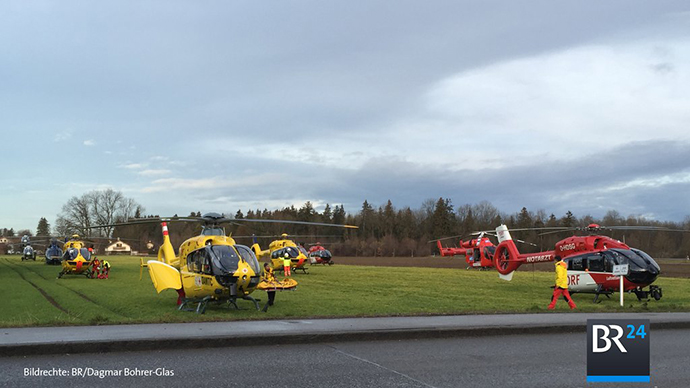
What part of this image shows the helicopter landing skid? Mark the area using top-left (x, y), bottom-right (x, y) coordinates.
top-left (295, 267), bottom-right (309, 274)
top-left (593, 285), bottom-right (613, 303)
top-left (632, 285), bottom-right (663, 301)
top-left (227, 295), bottom-right (260, 311)
top-left (178, 296), bottom-right (213, 314)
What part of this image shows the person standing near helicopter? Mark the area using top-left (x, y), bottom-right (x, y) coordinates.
top-left (262, 262), bottom-right (277, 306)
top-left (548, 256), bottom-right (577, 310)
top-left (282, 252), bottom-right (292, 277)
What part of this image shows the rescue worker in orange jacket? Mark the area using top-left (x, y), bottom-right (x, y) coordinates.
top-left (548, 256), bottom-right (577, 309)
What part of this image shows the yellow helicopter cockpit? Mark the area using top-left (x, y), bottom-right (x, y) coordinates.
top-left (64, 247), bottom-right (92, 261)
top-left (185, 243), bottom-right (262, 290)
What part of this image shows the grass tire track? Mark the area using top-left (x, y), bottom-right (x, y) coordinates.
top-left (0, 259), bottom-right (70, 315)
top-left (9, 260), bottom-right (134, 320)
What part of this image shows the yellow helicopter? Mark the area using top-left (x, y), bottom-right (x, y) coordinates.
top-left (57, 235), bottom-right (95, 278)
top-left (103, 212), bottom-right (356, 313)
top-left (251, 234), bottom-right (312, 274)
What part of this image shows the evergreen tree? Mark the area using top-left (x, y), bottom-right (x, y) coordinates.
top-left (561, 211), bottom-right (576, 227)
top-left (359, 200), bottom-right (375, 238)
top-left (517, 207), bottom-right (533, 228)
top-left (382, 200), bottom-right (395, 236)
top-left (431, 197), bottom-right (455, 238)
top-left (36, 218), bottom-right (50, 236)
top-left (332, 205), bottom-right (346, 225)
top-left (322, 204), bottom-right (332, 223)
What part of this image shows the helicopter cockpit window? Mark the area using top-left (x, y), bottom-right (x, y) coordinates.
top-left (569, 256), bottom-right (584, 271)
top-left (67, 248), bottom-right (79, 260)
top-left (274, 247), bottom-right (299, 259)
top-left (609, 249), bottom-right (647, 271)
top-left (208, 245), bottom-right (240, 274)
top-left (320, 249), bottom-right (333, 259)
top-left (80, 248), bottom-right (91, 261)
top-left (284, 247), bottom-right (299, 258)
top-left (235, 244), bottom-right (261, 274)
top-left (587, 254), bottom-right (605, 272)
top-left (631, 248), bottom-right (661, 272)
top-left (601, 250), bottom-right (624, 272)
top-left (201, 227), bottom-right (225, 236)
top-left (187, 250), bottom-right (202, 272)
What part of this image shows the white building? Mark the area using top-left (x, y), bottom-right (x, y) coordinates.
top-left (104, 239), bottom-right (132, 255)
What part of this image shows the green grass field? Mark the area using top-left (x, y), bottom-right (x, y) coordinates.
top-left (1, 255), bottom-right (689, 327)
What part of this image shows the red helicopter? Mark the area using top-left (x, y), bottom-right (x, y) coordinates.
top-left (435, 234), bottom-right (496, 269)
top-left (307, 243), bottom-right (334, 265)
top-left (434, 233), bottom-right (535, 270)
top-left (492, 224), bottom-right (669, 302)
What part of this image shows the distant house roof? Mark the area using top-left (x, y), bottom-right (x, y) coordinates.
top-left (105, 239), bottom-right (132, 254)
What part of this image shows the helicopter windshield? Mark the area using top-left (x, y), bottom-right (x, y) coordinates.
top-left (235, 244), bottom-right (261, 274)
top-left (207, 245), bottom-right (240, 274)
top-left (631, 248), bottom-right (661, 272)
top-left (80, 248), bottom-right (91, 261)
top-left (314, 249), bottom-right (332, 258)
top-left (67, 248), bottom-right (79, 260)
top-left (285, 246), bottom-right (300, 258)
top-left (607, 249), bottom-right (650, 271)
top-left (609, 248), bottom-right (660, 272)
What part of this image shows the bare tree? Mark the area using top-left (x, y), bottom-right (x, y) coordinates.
top-left (56, 189), bottom-right (144, 238)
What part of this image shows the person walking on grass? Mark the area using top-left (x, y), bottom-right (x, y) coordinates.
top-left (548, 256), bottom-right (576, 310)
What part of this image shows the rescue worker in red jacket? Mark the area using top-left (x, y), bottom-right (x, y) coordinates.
top-left (548, 256), bottom-right (577, 309)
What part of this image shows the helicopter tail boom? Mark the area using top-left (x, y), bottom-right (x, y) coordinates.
top-left (437, 240), bottom-right (468, 257)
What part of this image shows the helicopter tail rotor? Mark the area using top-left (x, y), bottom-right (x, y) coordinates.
top-left (493, 225), bottom-right (524, 277)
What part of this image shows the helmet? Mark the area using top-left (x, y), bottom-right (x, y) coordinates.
top-left (284, 252), bottom-right (289, 258)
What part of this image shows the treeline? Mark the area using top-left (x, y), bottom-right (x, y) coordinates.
top-left (116, 198), bottom-right (690, 258)
top-left (5, 195), bottom-right (689, 258)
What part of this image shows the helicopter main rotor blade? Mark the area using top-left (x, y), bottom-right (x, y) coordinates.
top-left (482, 232), bottom-right (538, 247)
top-left (232, 218), bottom-right (358, 229)
top-left (88, 214), bottom-right (358, 230)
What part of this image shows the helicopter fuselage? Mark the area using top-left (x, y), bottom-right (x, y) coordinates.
top-left (437, 238), bottom-right (495, 268)
top-left (253, 238), bottom-right (309, 272)
top-left (175, 234), bottom-right (262, 300)
top-left (493, 226), bottom-right (662, 298)
top-left (58, 239), bottom-right (93, 277)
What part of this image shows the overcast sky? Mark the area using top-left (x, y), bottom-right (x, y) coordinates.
top-left (2, 1), bottom-right (690, 232)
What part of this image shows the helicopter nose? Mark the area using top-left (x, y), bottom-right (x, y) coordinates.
top-left (627, 269), bottom-right (658, 286)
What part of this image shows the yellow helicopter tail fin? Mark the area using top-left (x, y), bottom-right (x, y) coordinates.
top-left (157, 222), bottom-right (180, 267)
top-left (147, 260), bottom-right (182, 293)
top-left (251, 242), bottom-right (269, 260)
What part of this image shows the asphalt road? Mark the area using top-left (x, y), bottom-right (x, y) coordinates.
top-left (1, 329), bottom-right (687, 388)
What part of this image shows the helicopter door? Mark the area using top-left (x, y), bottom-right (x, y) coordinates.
top-left (147, 261), bottom-right (182, 293)
top-left (181, 249), bottom-right (206, 296)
